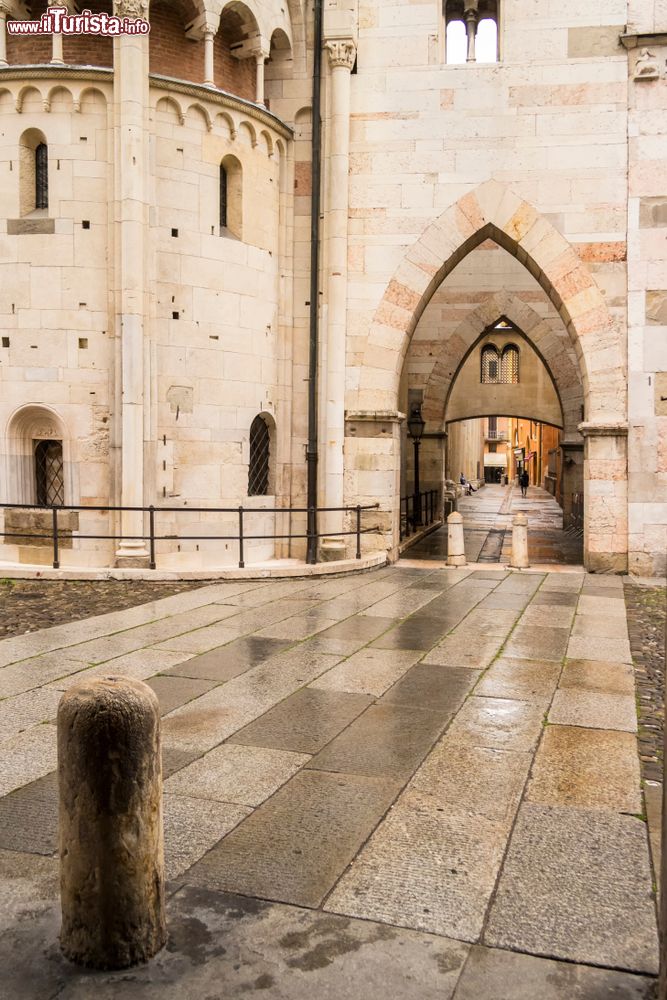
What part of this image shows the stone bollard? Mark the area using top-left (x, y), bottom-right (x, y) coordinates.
top-left (58, 676), bottom-right (167, 970)
top-left (446, 511), bottom-right (467, 567)
top-left (510, 512), bottom-right (530, 569)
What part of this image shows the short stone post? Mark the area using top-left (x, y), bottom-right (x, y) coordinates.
top-left (446, 511), bottom-right (467, 567)
top-left (510, 512), bottom-right (530, 569)
top-left (58, 676), bottom-right (166, 970)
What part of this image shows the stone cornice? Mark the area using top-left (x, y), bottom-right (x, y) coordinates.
top-left (620, 31), bottom-right (667, 49)
top-left (0, 67), bottom-right (294, 139)
top-left (578, 421), bottom-right (628, 438)
top-left (0, 64), bottom-right (113, 82)
top-left (150, 75), bottom-right (293, 139)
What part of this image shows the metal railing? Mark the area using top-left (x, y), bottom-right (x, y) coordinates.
top-left (0, 501), bottom-right (381, 570)
top-left (399, 489), bottom-right (440, 542)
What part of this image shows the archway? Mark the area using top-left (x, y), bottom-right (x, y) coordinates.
top-left (345, 180), bottom-right (627, 572)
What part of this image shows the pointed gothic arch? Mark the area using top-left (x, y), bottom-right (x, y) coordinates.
top-left (347, 180), bottom-right (628, 572)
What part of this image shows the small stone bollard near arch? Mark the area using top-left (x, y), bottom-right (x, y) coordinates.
top-left (510, 512), bottom-right (530, 569)
top-left (447, 511), bottom-right (467, 567)
top-left (57, 676), bottom-right (167, 970)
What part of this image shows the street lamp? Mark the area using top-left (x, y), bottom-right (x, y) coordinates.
top-left (407, 402), bottom-right (425, 527)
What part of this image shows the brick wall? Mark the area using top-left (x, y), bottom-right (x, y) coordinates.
top-left (215, 17), bottom-right (255, 100)
top-left (7, 0), bottom-right (113, 67)
top-left (6, 0), bottom-right (51, 66)
top-left (149, 1), bottom-right (203, 82)
top-left (7, 0), bottom-right (255, 99)
top-left (63, 0), bottom-right (113, 68)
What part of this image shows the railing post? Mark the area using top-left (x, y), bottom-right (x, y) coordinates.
top-left (148, 506), bottom-right (156, 570)
top-left (306, 506), bottom-right (317, 564)
top-left (238, 505), bottom-right (245, 569)
top-left (52, 505), bottom-right (60, 569)
top-left (356, 504), bottom-right (362, 559)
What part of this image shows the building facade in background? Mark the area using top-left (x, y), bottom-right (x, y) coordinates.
top-left (0, 0), bottom-right (665, 574)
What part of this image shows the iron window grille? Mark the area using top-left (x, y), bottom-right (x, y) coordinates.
top-left (220, 165), bottom-right (227, 230)
top-left (501, 344), bottom-right (520, 383)
top-left (35, 142), bottom-right (48, 211)
top-left (34, 439), bottom-right (64, 505)
top-left (248, 416), bottom-right (270, 496)
top-left (481, 345), bottom-right (499, 383)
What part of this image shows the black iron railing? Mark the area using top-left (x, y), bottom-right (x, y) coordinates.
top-left (399, 489), bottom-right (439, 542)
top-left (0, 501), bottom-right (381, 570)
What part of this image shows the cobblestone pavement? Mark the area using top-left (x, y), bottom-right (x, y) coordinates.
top-left (0, 566), bottom-right (657, 999)
top-left (625, 582), bottom-right (666, 784)
top-left (406, 484), bottom-right (583, 566)
top-left (0, 579), bottom-right (207, 640)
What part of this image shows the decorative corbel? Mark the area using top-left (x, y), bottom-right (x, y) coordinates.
top-left (633, 48), bottom-right (660, 81)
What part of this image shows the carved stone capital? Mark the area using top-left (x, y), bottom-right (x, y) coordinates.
top-left (0, 0), bottom-right (29, 18)
top-left (185, 10), bottom-right (220, 41)
top-left (325, 39), bottom-right (356, 70)
top-left (48, 0), bottom-right (78, 12)
top-left (113, 0), bottom-right (148, 20)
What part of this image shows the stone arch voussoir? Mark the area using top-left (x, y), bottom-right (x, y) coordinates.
top-left (358, 180), bottom-right (624, 424)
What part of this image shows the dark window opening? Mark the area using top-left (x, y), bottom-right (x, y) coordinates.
top-left (248, 415), bottom-right (270, 496)
top-left (34, 439), bottom-right (64, 505)
top-left (220, 165), bottom-right (228, 230)
top-left (35, 143), bottom-right (48, 211)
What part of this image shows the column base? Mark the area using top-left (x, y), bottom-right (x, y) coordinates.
top-left (446, 554), bottom-right (467, 567)
top-left (115, 544), bottom-right (150, 569)
top-left (319, 538), bottom-right (347, 562)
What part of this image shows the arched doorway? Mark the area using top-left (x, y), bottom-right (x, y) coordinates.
top-left (345, 180), bottom-right (627, 572)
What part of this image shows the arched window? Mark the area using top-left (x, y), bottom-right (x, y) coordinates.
top-left (248, 415), bottom-right (271, 495)
top-left (444, 0), bottom-right (498, 64)
top-left (219, 154), bottom-right (242, 239)
top-left (35, 142), bottom-right (48, 210)
top-left (501, 344), bottom-right (520, 383)
top-left (34, 439), bottom-right (64, 505)
top-left (19, 128), bottom-right (48, 216)
top-left (481, 345), bottom-right (499, 383)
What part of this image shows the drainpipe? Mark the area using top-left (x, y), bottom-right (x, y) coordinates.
top-left (306, 0), bottom-right (323, 564)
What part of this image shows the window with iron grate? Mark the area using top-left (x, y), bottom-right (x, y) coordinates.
top-left (248, 416), bottom-right (271, 496)
top-left (481, 345), bottom-right (499, 383)
top-left (219, 164), bottom-right (227, 230)
top-left (501, 344), bottom-right (520, 383)
top-left (35, 142), bottom-right (48, 211)
top-left (34, 439), bottom-right (64, 505)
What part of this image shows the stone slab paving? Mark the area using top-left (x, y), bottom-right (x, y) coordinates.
top-left (0, 564), bottom-right (660, 995)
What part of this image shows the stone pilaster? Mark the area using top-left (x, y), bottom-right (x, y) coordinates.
top-left (344, 410), bottom-right (404, 561)
top-left (320, 37), bottom-right (355, 549)
top-left (113, 0), bottom-right (150, 563)
top-left (579, 422), bottom-right (628, 573)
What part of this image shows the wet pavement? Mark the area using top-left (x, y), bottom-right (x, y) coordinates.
top-left (406, 483), bottom-right (583, 566)
top-left (0, 565), bottom-right (658, 998)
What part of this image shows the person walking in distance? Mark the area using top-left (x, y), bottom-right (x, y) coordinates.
top-left (520, 469), bottom-right (529, 498)
top-left (460, 472), bottom-right (476, 495)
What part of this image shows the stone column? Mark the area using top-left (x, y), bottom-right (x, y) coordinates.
top-left (464, 0), bottom-right (478, 62)
top-left (344, 410), bottom-right (404, 561)
top-left (58, 676), bottom-right (166, 969)
top-left (320, 38), bottom-right (355, 554)
top-left (184, 13), bottom-right (221, 87)
top-left (255, 50), bottom-right (266, 105)
top-left (579, 422), bottom-right (628, 573)
top-left (0, 3), bottom-right (9, 67)
top-left (204, 29), bottom-right (214, 85)
top-left (113, 0), bottom-right (150, 564)
top-left (48, 0), bottom-right (73, 64)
